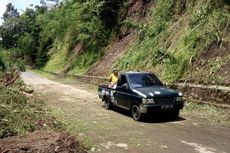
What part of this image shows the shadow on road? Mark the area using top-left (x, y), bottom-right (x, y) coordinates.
top-left (106, 106), bottom-right (186, 123)
top-left (142, 115), bottom-right (186, 123)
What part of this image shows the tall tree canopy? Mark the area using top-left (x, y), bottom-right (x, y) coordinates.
top-left (2, 3), bottom-right (19, 21)
top-left (0, 0), bottom-right (126, 67)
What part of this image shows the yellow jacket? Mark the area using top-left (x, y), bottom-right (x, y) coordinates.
top-left (109, 73), bottom-right (118, 83)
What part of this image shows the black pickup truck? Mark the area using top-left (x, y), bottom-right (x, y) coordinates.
top-left (98, 72), bottom-right (184, 121)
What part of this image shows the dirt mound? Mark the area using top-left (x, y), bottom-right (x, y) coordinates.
top-left (0, 131), bottom-right (86, 153)
top-left (86, 0), bottom-right (152, 76)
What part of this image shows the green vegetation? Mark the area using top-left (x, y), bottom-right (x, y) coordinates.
top-left (0, 72), bottom-right (63, 138)
top-left (50, 108), bottom-right (93, 149)
top-left (0, 0), bottom-right (229, 84)
top-left (0, 48), bottom-right (26, 72)
top-left (0, 56), bottom-right (5, 71)
top-left (0, 46), bottom-right (61, 138)
top-left (0, 0), bottom-right (127, 73)
top-left (183, 101), bottom-right (230, 127)
top-left (115, 0), bottom-right (230, 83)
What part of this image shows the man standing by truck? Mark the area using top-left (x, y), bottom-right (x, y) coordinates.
top-left (108, 69), bottom-right (119, 88)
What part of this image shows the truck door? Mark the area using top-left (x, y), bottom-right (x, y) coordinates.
top-left (114, 75), bottom-right (130, 109)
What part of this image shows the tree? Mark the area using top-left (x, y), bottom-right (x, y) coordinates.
top-left (2, 3), bottom-right (19, 21)
top-left (100, 0), bottom-right (125, 31)
top-left (0, 3), bottom-right (21, 48)
top-left (0, 17), bottom-right (21, 48)
top-left (0, 0), bottom-right (124, 69)
top-left (0, 4), bottom-right (44, 65)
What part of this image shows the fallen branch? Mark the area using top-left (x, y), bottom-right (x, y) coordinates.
top-left (4, 71), bottom-right (20, 87)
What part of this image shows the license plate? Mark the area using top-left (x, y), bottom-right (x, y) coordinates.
top-left (161, 105), bottom-right (173, 110)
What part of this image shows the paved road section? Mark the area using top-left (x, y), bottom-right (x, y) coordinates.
top-left (21, 72), bottom-right (230, 153)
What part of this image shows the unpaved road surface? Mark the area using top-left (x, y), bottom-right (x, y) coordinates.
top-left (21, 72), bottom-right (230, 153)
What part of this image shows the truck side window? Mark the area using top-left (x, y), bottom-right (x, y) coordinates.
top-left (117, 75), bottom-right (127, 86)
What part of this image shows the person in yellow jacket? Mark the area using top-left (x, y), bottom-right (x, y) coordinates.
top-left (109, 69), bottom-right (119, 88)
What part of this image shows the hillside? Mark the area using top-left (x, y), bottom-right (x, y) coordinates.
top-left (49, 0), bottom-right (230, 85)
top-left (86, 0), bottom-right (153, 76)
top-left (0, 0), bottom-right (229, 85)
top-left (112, 0), bottom-right (230, 85)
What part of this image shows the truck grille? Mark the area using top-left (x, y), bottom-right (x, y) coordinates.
top-left (154, 97), bottom-right (175, 104)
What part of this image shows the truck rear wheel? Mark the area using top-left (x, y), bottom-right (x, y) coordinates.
top-left (104, 98), bottom-right (112, 110)
top-left (131, 105), bottom-right (142, 121)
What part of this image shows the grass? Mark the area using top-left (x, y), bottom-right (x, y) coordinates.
top-left (39, 0), bottom-right (230, 87)
top-left (114, 0), bottom-right (230, 84)
top-left (0, 69), bottom-right (92, 150)
top-left (182, 101), bottom-right (230, 127)
top-left (0, 73), bottom-right (63, 138)
top-left (0, 49), bottom-right (26, 72)
top-left (68, 49), bottom-right (104, 75)
top-left (185, 49), bottom-right (230, 85)
top-left (47, 107), bottom-right (93, 149)
top-left (43, 30), bottom-right (105, 75)
top-left (43, 40), bottom-right (69, 73)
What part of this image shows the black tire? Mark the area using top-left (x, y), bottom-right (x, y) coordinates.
top-left (171, 109), bottom-right (180, 119)
top-left (104, 98), bottom-right (111, 110)
top-left (131, 105), bottom-right (142, 121)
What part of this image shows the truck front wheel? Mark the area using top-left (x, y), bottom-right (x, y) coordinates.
top-left (171, 109), bottom-right (180, 119)
top-left (131, 105), bottom-right (142, 121)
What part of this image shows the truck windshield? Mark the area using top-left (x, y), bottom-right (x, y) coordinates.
top-left (128, 73), bottom-right (163, 88)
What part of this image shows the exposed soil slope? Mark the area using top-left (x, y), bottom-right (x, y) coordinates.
top-left (87, 33), bottom-right (136, 76)
top-left (113, 0), bottom-right (230, 85)
top-left (186, 42), bottom-right (230, 86)
top-left (87, 0), bottom-right (152, 76)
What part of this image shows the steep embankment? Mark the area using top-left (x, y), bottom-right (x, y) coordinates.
top-left (43, 0), bottom-right (230, 86)
top-left (42, 0), bottom-right (135, 75)
top-left (87, 0), bottom-right (153, 76)
top-left (112, 0), bottom-right (230, 85)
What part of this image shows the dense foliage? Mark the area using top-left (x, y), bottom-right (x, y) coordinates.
top-left (0, 0), bottom-right (126, 70)
top-left (0, 0), bottom-right (229, 84)
top-left (115, 0), bottom-right (230, 83)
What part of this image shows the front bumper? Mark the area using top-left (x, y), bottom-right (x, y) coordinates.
top-left (140, 102), bottom-right (184, 113)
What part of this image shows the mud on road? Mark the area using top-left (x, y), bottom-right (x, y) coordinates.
top-left (20, 72), bottom-right (230, 153)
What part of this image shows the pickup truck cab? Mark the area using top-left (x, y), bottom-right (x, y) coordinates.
top-left (98, 72), bottom-right (184, 121)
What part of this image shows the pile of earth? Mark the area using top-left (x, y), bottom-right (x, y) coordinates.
top-left (0, 130), bottom-right (86, 153)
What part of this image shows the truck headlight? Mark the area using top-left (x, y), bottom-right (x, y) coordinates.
top-left (142, 98), bottom-right (155, 104)
top-left (176, 97), bottom-right (183, 102)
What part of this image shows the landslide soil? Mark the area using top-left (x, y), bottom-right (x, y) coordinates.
top-left (0, 131), bottom-right (86, 153)
top-left (186, 42), bottom-right (230, 86)
top-left (87, 0), bottom-right (153, 76)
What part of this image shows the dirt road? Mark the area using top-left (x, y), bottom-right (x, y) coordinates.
top-left (21, 72), bottom-right (230, 153)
